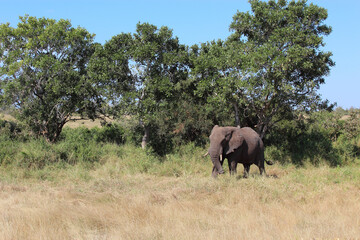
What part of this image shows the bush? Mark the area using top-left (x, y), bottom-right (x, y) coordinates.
top-left (121, 121), bottom-right (174, 156)
top-left (92, 123), bottom-right (126, 145)
top-left (0, 136), bottom-right (20, 166)
top-left (121, 98), bottom-right (216, 156)
top-left (265, 109), bottom-right (360, 166)
top-left (265, 145), bottom-right (290, 165)
top-left (0, 119), bottom-right (28, 167)
top-left (0, 125), bottom-right (124, 170)
top-left (265, 112), bottom-right (340, 166)
top-left (0, 119), bottom-right (27, 140)
top-left (16, 139), bottom-right (58, 169)
top-left (334, 134), bottom-right (360, 163)
top-left (57, 127), bottom-right (106, 165)
top-left (59, 123), bottom-right (126, 144)
top-left (1, 108), bottom-right (359, 174)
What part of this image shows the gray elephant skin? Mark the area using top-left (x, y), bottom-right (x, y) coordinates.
top-left (207, 125), bottom-right (273, 178)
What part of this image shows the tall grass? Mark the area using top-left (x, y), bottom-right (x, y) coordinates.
top-left (1, 116), bottom-right (360, 239)
top-left (0, 123), bottom-right (211, 182)
top-left (1, 164), bottom-right (360, 239)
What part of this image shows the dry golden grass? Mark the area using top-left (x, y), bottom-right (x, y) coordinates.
top-left (1, 165), bottom-right (360, 240)
top-left (0, 112), bottom-right (111, 129)
top-left (64, 119), bottom-right (103, 129)
top-left (0, 113), bottom-right (16, 122)
top-left (64, 116), bottom-right (114, 129)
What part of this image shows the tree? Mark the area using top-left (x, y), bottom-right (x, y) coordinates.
top-left (188, 41), bottom-right (237, 126)
top-left (131, 23), bottom-right (189, 149)
top-left (87, 33), bottom-right (134, 116)
top-left (106, 23), bottom-right (188, 150)
top-left (195, 0), bottom-right (334, 139)
top-left (0, 16), bottom-right (102, 142)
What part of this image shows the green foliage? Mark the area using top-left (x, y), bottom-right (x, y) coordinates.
top-left (0, 119), bottom-right (24, 140)
top-left (0, 136), bottom-right (19, 167)
top-left (265, 145), bottom-right (290, 165)
top-left (0, 109), bottom-right (359, 182)
top-left (0, 122), bottom-right (126, 169)
top-left (193, 0), bottom-right (335, 138)
top-left (0, 2), bottom-right (352, 167)
top-left (56, 128), bottom-right (105, 164)
top-left (0, 16), bottom-right (103, 142)
top-left (120, 95), bottom-right (222, 156)
top-left (16, 139), bottom-right (59, 169)
top-left (265, 109), bottom-right (360, 166)
top-left (170, 98), bottom-right (215, 147)
top-left (129, 23), bottom-right (189, 143)
top-left (0, 113), bottom-right (211, 177)
top-left (334, 134), bottom-right (360, 162)
top-left (93, 123), bottom-right (126, 145)
top-left (56, 124), bottom-right (126, 164)
top-left (87, 33), bottom-right (134, 113)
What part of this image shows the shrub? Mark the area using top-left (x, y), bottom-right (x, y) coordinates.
top-left (15, 139), bottom-right (58, 169)
top-left (0, 136), bottom-right (20, 166)
top-left (334, 134), bottom-right (360, 163)
top-left (264, 145), bottom-right (290, 165)
top-left (56, 127), bottom-right (105, 165)
top-left (0, 119), bottom-right (27, 140)
top-left (92, 123), bottom-right (126, 145)
top-left (265, 112), bottom-right (342, 166)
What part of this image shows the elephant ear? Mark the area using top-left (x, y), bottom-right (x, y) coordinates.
top-left (226, 130), bottom-right (244, 155)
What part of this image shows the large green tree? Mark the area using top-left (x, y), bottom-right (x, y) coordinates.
top-left (104, 23), bottom-right (188, 150)
top-left (189, 41), bottom-right (235, 125)
top-left (87, 32), bottom-right (134, 116)
top-left (0, 16), bottom-right (102, 142)
top-left (230, 0), bottom-right (334, 138)
top-left (131, 23), bottom-right (189, 148)
top-left (194, 0), bottom-right (334, 139)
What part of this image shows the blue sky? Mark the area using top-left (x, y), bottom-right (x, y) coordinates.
top-left (1, 0), bottom-right (359, 109)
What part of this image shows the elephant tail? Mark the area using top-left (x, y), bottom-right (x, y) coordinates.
top-left (265, 159), bottom-right (274, 165)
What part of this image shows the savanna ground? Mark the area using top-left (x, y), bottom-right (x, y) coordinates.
top-left (1, 154), bottom-right (360, 239)
top-left (1, 114), bottom-right (360, 239)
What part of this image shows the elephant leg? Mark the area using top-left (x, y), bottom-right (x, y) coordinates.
top-left (257, 157), bottom-right (266, 176)
top-left (259, 166), bottom-right (266, 176)
top-left (229, 160), bottom-right (237, 176)
top-left (233, 161), bottom-right (238, 175)
top-left (256, 150), bottom-right (267, 176)
top-left (243, 164), bottom-right (250, 178)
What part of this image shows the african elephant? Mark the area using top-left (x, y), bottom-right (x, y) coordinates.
top-left (207, 125), bottom-right (273, 178)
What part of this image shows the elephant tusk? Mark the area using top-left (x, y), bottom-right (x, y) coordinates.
top-left (203, 152), bottom-right (209, 157)
top-left (220, 154), bottom-right (223, 161)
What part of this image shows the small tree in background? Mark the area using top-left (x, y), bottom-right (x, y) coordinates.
top-left (0, 16), bottom-right (103, 142)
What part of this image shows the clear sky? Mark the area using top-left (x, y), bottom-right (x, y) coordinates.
top-left (1, 0), bottom-right (359, 109)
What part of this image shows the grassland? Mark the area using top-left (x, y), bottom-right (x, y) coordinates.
top-left (1, 155), bottom-right (360, 239)
top-left (1, 113), bottom-right (360, 239)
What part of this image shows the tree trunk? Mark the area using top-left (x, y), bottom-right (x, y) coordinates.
top-left (233, 102), bottom-right (241, 128)
top-left (257, 122), bottom-right (268, 140)
top-left (141, 125), bottom-right (149, 149)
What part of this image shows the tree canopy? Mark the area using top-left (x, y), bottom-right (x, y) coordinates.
top-left (0, 0), bottom-right (335, 151)
top-left (192, 0), bottom-right (334, 138)
top-left (0, 16), bottom-right (103, 142)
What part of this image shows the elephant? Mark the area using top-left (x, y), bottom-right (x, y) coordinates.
top-left (207, 125), bottom-right (273, 178)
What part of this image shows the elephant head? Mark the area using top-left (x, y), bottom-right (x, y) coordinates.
top-left (208, 125), bottom-right (244, 177)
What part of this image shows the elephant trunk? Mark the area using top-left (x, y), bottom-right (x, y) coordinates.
top-left (209, 146), bottom-right (224, 175)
